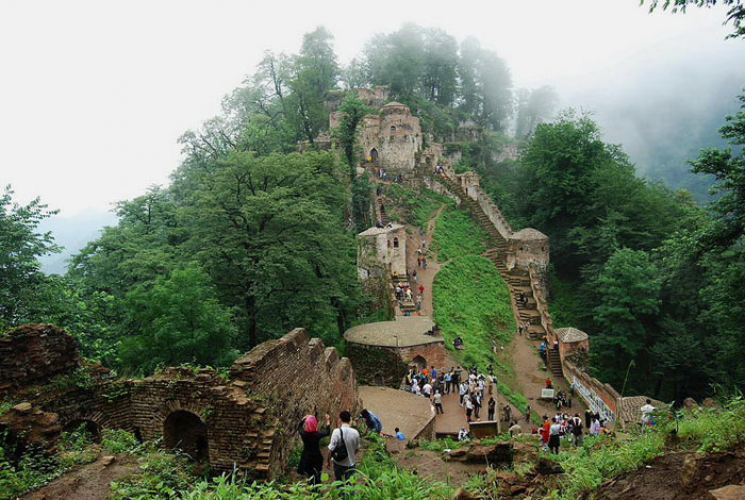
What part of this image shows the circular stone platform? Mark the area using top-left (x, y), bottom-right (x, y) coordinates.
top-left (344, 317), bottom-right (441, 348)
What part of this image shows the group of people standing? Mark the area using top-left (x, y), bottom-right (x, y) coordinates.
top-left (537, 410), bottom-right (608, 454)
top-left (296, 407), bottom-right (389, 486)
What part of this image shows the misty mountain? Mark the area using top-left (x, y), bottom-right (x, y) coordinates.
top-left (38, 210), bottom-right (118, 275)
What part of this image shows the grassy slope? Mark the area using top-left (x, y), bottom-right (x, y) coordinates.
top-left (431, 204), bottom-right (515, 370)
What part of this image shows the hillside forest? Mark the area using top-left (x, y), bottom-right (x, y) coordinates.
top-left (2, 23), bottom-right (744, 404)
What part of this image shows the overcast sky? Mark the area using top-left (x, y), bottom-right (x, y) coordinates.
top-left (2, 0), bottom-right (744, 218)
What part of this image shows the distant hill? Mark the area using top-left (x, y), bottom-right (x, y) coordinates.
top-left (38, 210), bottom-right (118, 275)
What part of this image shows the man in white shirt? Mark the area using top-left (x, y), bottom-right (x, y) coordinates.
top-left (641, 399), bottom-right (656, 427)
top-left (549, 417), bottom-right (562, 454)
top-left (422, 382), bottom-right (432, 398)
top-left (327, 411), bottom-right (361, 482)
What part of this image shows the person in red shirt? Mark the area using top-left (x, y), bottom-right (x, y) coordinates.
top-left (539, 416), bottom-right (551, 451)
top-left (545, 378), bottom-right (552, 389)
top-left (418, 284), bottom-right (424, 296)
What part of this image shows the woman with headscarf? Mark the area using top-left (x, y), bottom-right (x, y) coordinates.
top-left (297, 413), bottom-right (331, 484)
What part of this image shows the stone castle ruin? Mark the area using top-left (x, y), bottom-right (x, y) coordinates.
top-left (0, 324), bottom-right (359, 478)
top-left (345, 99), bottom-right (661, 426)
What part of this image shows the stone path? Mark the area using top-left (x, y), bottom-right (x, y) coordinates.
top-left (358, 385), bottom-right (435, 448)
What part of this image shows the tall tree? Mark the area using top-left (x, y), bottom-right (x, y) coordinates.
top-left (286, 27), bottom-right (339, 144)
top-left (590, 248), bottom-right (662, 387)
top-left (0, 186), bottom-right (60, 327)
top-left (420, 28), bottom-right (459, 106)
top-left (177, 151), bottom-right (358, 348)
top-left (515, 86), bottom-right (558, 139)
top-left (364, 24), bottom-right (425, 98)
top-left (118, 264), bottom-right (238, 374)
top-left (689, 91), bottom-right (745, 250)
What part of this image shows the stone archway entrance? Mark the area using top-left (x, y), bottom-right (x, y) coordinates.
top-left (163, 410), bottom-right (209, 462)
top-left (412, 355), bottom-right (427, 371)
top-left (370, 148), bottom-right (379, 165)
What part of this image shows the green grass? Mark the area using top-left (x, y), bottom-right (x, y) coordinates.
top-left (382, 184), bottom-right (452, 230)
top-left (433, 254), bottom-right (515, 370)
top-left (431, 207), bottom-right (490, 262)
top-left (546, 398), bottom-right (745, 500)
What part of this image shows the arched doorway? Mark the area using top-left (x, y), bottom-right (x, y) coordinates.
top-left (412, 355), bottom-right (427, 371)
top-left (370, 148), bottom-right (379, 165)
top-left (373, 373), bottom-right (384, 385)
top-left (163, 410), bottom-right (209, 462)
top-left (63, 419), bottom-right (102, 443)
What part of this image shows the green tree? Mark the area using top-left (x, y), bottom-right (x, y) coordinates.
top-left (590, 248), bottom-right (662, 385)
top-left (335, 93), bottom-right (373, 172)
top-left (286, 27), bottom-right (339, 144)
top-left (689, 91), bottom-right (745, 250)
top-left (515, 86), bottom-right (558, 139)
top-left (420, 28), bottom-right (459, 106)
top-left (457, 37), bottom-right (482, 116)
top-left (0, 186), bottom-right (60, 327)
top-left (365, 24), bottom-right (425, 99)
top-left (118, 264), bottom-right (238, 374)
top-left (176, 150), bottom-right (359, 348)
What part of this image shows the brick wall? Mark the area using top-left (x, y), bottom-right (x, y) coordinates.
top-left (345, 344), bottom-right (408, 387)
top-left (0, 324), bottom-right (79, 390)
top-left (230, 329), bottom-right (360, 476)
top-left (399, 342), bottom-right (447, 372)
top-left (563, 360), bottom-right (620, 424)
top-left (1, 325), bottom-right (359, 479)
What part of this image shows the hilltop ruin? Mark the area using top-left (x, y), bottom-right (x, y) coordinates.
top-left (0, 324), bottom-right (359, 479)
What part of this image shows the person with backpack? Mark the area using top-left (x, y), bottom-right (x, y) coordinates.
top-left (571, 413), bottom-right (584, 446)
top-left (327, 411), bottom-right (361, 482)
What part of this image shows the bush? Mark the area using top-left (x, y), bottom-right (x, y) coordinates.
top-left (101, 429), bottom-right (141, 454)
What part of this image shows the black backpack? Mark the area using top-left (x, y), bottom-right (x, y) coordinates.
top-left (573, 418), bottom-right (583, 435)
top-left (331, 427), bottom-right (349, 462)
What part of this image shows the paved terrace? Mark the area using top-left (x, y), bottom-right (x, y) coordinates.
top-left (344, 317), bottom-right (440, 347)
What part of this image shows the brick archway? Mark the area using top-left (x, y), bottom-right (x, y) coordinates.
top-left (412, 355), bottom-right (427, 370)
top-left (163, 410), bottom-right (209, 462)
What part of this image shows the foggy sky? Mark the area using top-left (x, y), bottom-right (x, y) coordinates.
top-left (2, 0), bottom-right (744, 218)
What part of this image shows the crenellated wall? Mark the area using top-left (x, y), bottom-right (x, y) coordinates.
top-left (0, 325), bottom-right (359, 479)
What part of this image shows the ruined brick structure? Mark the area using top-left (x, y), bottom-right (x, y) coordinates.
top-left (0, 324), bottom-right (80, 389)
top-left (343, 317), bottom-right (446, 388)
top-left (0, 325), bottom-right (359, 478)
top-left (356, 223), bottom-right (407, 279)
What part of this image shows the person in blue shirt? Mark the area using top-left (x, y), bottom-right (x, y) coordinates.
top-left (358, 409), bottom-right (382, 434)
top-left (395, 427), bottom-right (405, 440)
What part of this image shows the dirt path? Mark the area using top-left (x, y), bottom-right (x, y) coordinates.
top-left (404, 204), bottom-right (444, 317)
top-left (394, 449), bottom-right (486, 486)
top-left (501, 325), bottom-right (577, 421)
top-left (23, 453), bottom-right (140, 500)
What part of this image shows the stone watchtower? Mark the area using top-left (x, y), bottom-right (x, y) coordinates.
top-left (379, 102), bottom-right (422, 174)
top-left (356, 102), bottom-right (423, 175)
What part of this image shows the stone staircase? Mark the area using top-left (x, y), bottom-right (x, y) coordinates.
top-left (546, 347), bottom-right (563, 378)
top-left (436, 173), bottom-right (556, 361)
top-left (392, 274), bottom-right (417, 314)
